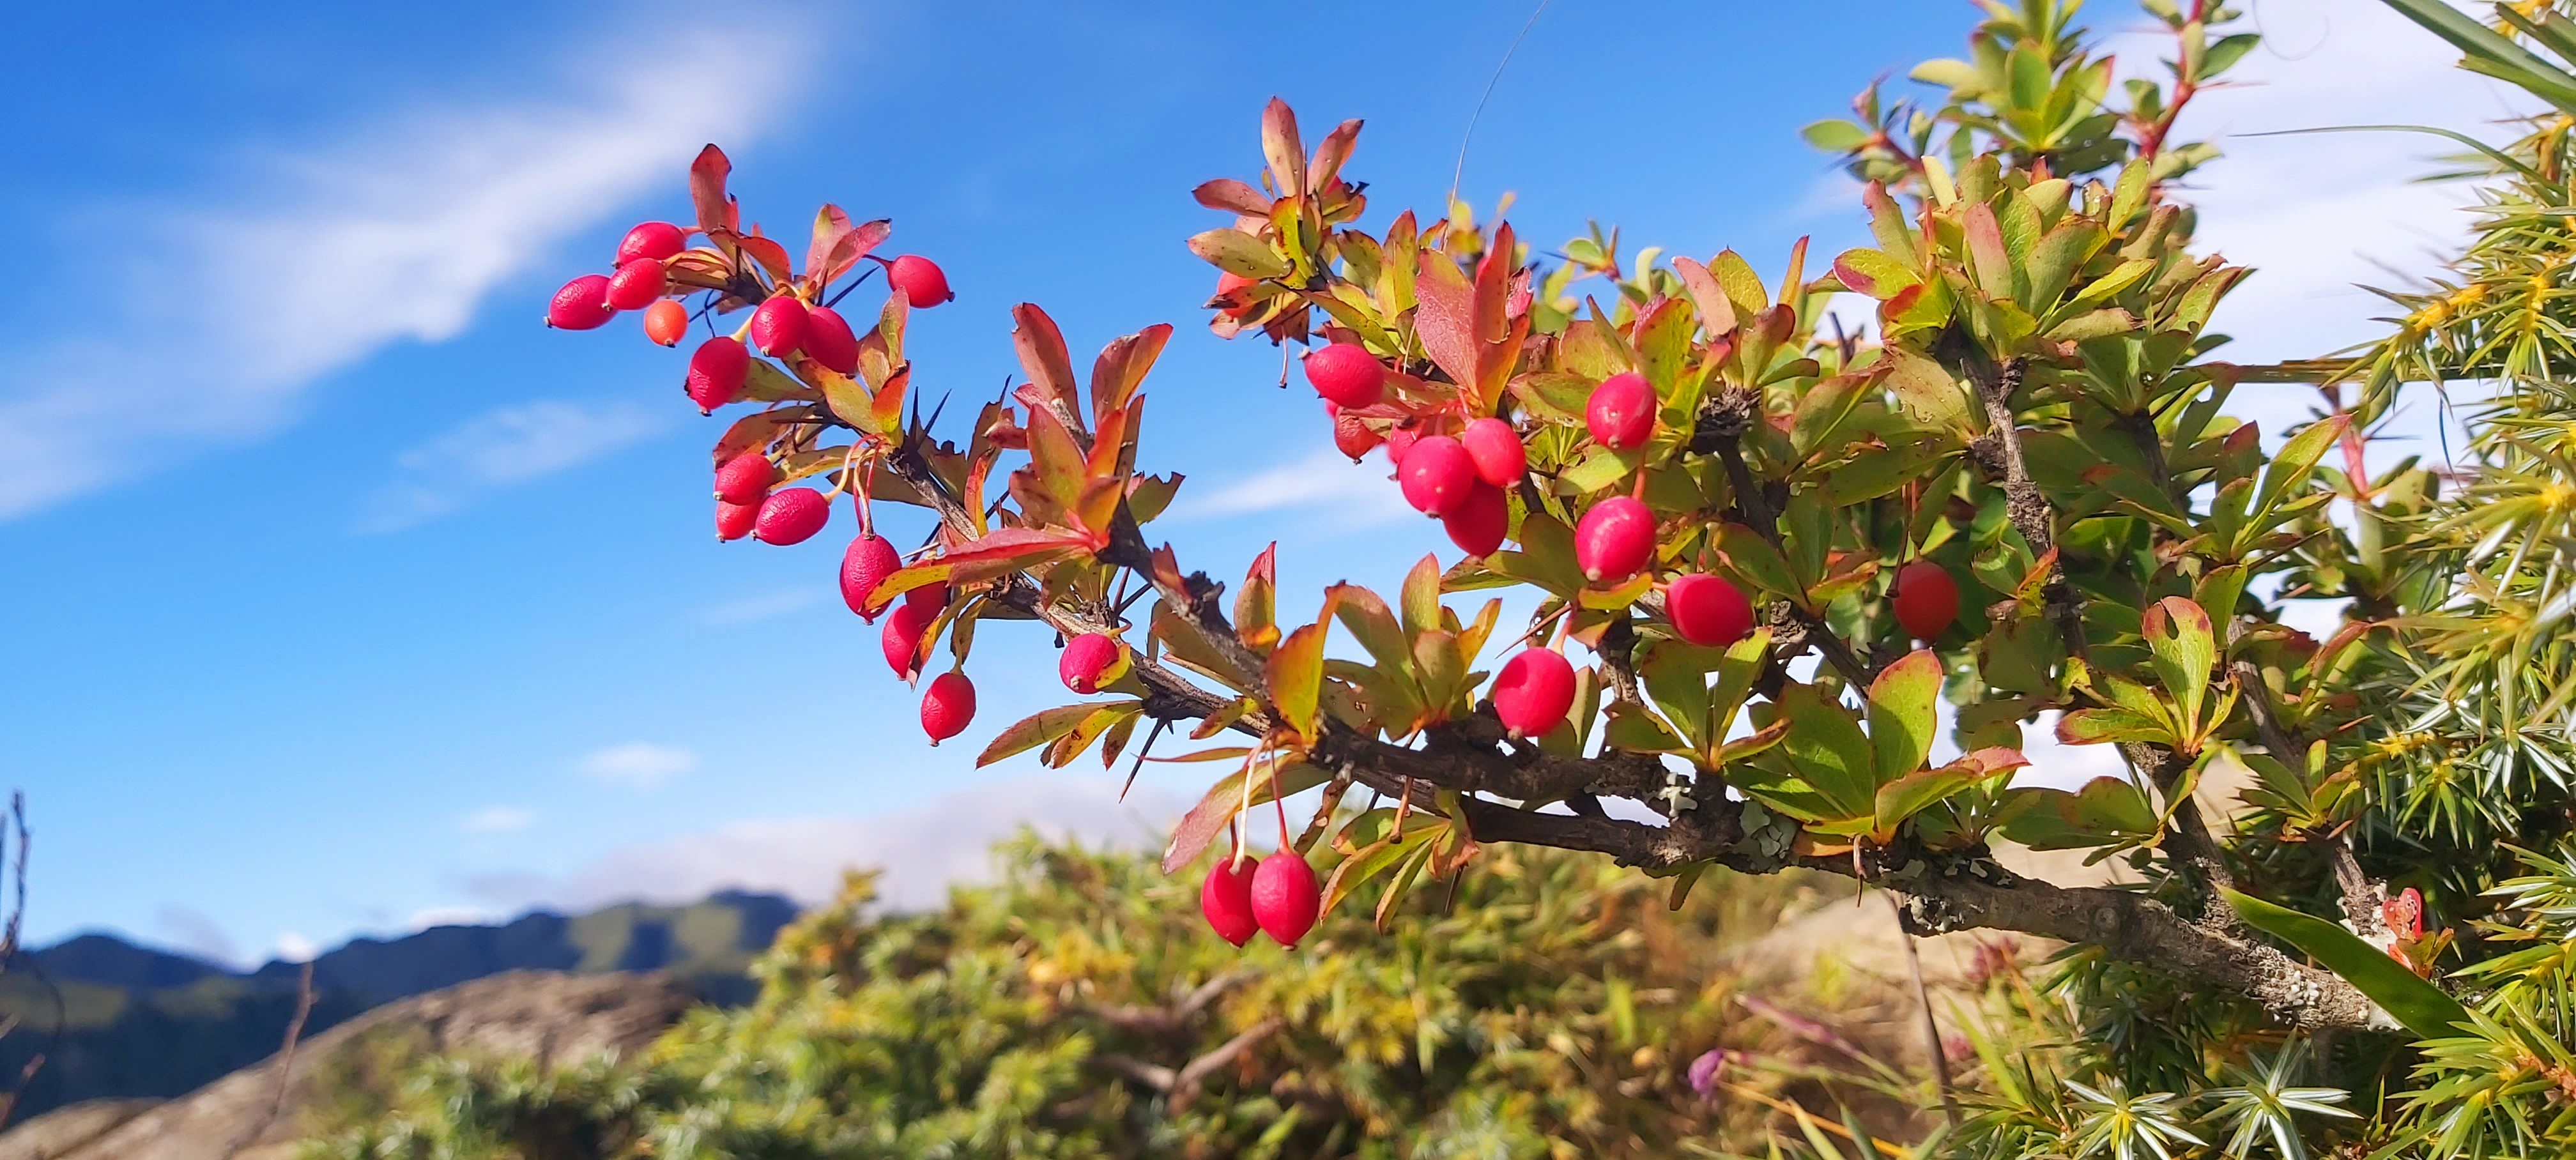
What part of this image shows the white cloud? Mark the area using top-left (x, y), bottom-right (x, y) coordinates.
top-left (701, 586), bottom-right (826, 625)
top-left (355, 399), bottom-right (668, 532)
top-left (577, 742), bottom-right (699, 789)
top-left (273, 930), bottom-right (319, 963)
top-left (461, 805), bottom-right (535, 833)
top-left (0, 20), bottom-right (802, 521)
top-left (463, 773), bottom-right (1190, 914)
top-left (2116, 0), bottom-right (2532, 419)
top-left (1170, 446), bottom-right (1416, 524)
top-left (407, 905), bottom-right (505, 931)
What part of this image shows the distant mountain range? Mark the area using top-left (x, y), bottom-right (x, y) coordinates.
top-left (0, 891), bottom-right (797, 1121)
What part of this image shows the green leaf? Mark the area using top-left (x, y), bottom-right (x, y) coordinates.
top-left (1883, 349), bottom-right (1972, 432)
top-left (2143, 597), bottom-right (2215, 733)
top-left (979, 702), bottom-right (1133, 767)
top-left (1801, 119), bottom-right (1872, 153)
top-left (1866, 650), bottom-right (1942, 784)
top-left (2222, 888), bottom-right (2472, 1040)
top-left (2055, 706), bottom-right (2174, 747)
top-left (1185, 227), bottom-right (1289, 279)
top-left (1874, 765), bottom-right (1982, 836)
top-left (1716, 523), bottom-right (1802, 603)
top-left (1775, 683), bottom-right (1879, 822)
top-left (1161, 759), bottom-right (1332, 873)
top-left (1831, 248), bottom-right (1919, 300)
top-left (2376, 0), bottom-right (2576, 117)
top-left (1266, 622), bottom-right (1328, 737)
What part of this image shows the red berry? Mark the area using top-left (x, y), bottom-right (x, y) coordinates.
top-left (546, 275), bottom-right (615, 330)
top-left (804, 306), bottom-right (861, 375)
top-left (686, 337), bottom-right (750, 412)
top-left (839, 534), bottom-right (903, 620)
top-left (1060, 632), bottom-right (1127, 694)
top-left (643, 300), bottom-right (690, 346)
top-left (905, 583), bottom-right (951, 613)
top-left (1892, 560), bottom-right (1960, 641)
top-left (1250, 850), bottom-right (1321, 948)
top-left (1574, 496), bottom-right (1656, 583)
top-left (887, 255), bottom-right (954, 307)
top-left (1202, 857), bottom-right (1260, 946)
top-left (1331, 407), bottom-right (1382, 461)
top-left (616, 221), bottom-right (687, 266)
top-left (1492, 649), bottom-right (1576, 737)
top-left (1397, 436), bottom-right (1476, 517)
top-left (1667, 574), bottom-right (1755, 646)
top-left (715, 499), bottom-right (759, 542)
top-left (1586, 372), bottom-right (1655, 450)
top-left (921, 672), bottom-right (976, 744)
top-left (1443, 482), bottom-right (1508, 558)
top-left (1304, 343), bottom-right (1386, 408)
top-left (1459, 417), bottom-right (1525, 488)
top-left (1213, 271), bottom-right (1259, 319)
top-left (753, 488), bottom-right (830, 545)
top-left (1384, 424), bottom-right (1420, 466)
top-left (713, 452), bottom-right (778, 505)
top-left (606, 258), bottom-right (666, 311)
top-left (750, 296), bottom-right (810, 357)
top-left (882, 598), bottom-right (938, 678)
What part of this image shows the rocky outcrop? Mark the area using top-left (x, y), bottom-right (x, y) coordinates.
top-left (0, 970), bottom-right (693, 1160)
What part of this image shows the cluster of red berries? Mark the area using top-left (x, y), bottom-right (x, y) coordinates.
top-left (1298, 346), bottom-right (1966, 740)
top-left (1200, 846), bottom-right (1321, 949)
top-left (546, 222), bottom-right (694, 339)
top-left (547, 218), bottom-right (966, 741)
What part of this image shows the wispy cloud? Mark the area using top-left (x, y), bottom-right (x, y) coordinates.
top-left (1169, 446), bottom-right (1414, 524)
top-left (0, 21), bottom-right (802, 521)
top-left (701, 586), bottom-right (826, 625)
top-left (153, 904), bottom-right (241, 967)
top-left (355, 399), bottom-right (668, 532)
top-left (2115, 0), bottom-right (2531, 365)
top-left (577, 742), bottom-right (698, 790)
top-left (461, 805), bottom-right (536, 834)
top-left (461, 773), bottom-right (1188, 914)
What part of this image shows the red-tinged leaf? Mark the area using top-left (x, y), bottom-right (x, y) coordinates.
top-left (816, 216), bottom-right (891, 287)
top-left (979, 702), bottom-right (1124, 767)
top-left (1012, 304), bottom-right (1082, 432)
top-left (1832, 248), bottom-right (1919, 300)
top-left (689, 144), bottom-right (735, 235)
top-left (806, 204), bottom-right (854, 284)
top-left (737, 233), bottom-right (794, 285)
top-left (1671, 256), bottom-right (1738, 337)
top-left (1090, 324), bottom-right (1172, 427)
top-left (1268, 623), bottom-right (1328, 737)
top-left (1023, 402), bottom-right (1089, 511)
top-left (870, 365), bottom-right (908, 438)
top-left (1187, 227), bottom-right (1290, 280)
top-left (1862, 181), bottom-right (1917, 265)
top-left (1162, 758), bottom-right (1331, 873)
top-left (1963, 202), bottom-right (2015, 301)
top-left (1474, 222), bottom-right (1516, 343)
top-left (1128, 472), bottom-right (1184, 523)
top-left (1867, 650), bottom-right (1944, 784)
top-left (1414, 248), bottom-right (1477, 386)
top-left (1957, 746), bottom-right (2030, 775)
top-left (1400, 554), bottom-right (1443, 639)
top-left (1238, 544), bottom-right (1279, 650)
top-left (2055, 706), bottom-right (2173, 747)
top-left (1193, 178), bottom-right (1274, 216)
top-left (709, 407), bottom-right (799, 466)
top-left (862, 528), bottom-right (1092, 612)
top-left (1308, 118), bottom-right (1363, 192)
top-left (1082, 402), bottom-right (1133, 482)
top-left (1260, 97), bottom-right (1307, 195)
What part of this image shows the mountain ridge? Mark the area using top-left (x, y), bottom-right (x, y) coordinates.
top-left (0, 890), bottom-right (796, 1122)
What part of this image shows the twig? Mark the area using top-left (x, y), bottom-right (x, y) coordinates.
top-left (1892, 895), bottom-right (1961, 1129)
top-left (220, 959), bottom-right (316, 1159)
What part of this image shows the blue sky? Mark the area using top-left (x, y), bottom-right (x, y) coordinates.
top-left (3, 0), bottom-right (2520, 965)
